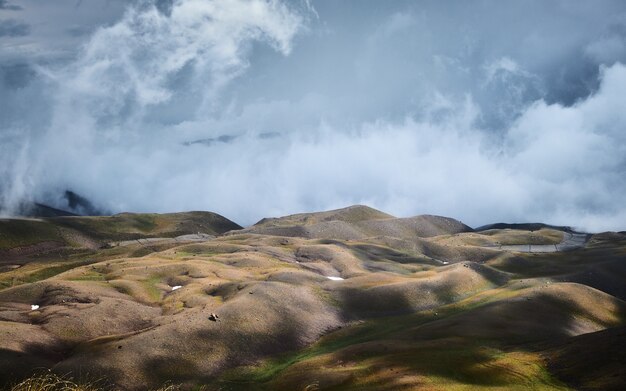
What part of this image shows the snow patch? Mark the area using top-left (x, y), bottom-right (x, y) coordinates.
top-left (30, 304), bottom-right (39, 310)
top-left (171, 285), bottom-right (182, 291)
top-left (326, 276), bottom-right (344, 281)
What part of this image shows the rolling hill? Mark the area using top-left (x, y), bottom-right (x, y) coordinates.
top-left (0, 206), bottom-right (624, 390)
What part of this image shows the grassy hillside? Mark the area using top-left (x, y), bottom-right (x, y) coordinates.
top-left (0, 212), bottom-right (242, 289)
top-left (51, 211), bottom-right (242, 241)
top-left (0, 207), bottom-right (624, 390)
top-left (0, 219), bottom-right (64, 250)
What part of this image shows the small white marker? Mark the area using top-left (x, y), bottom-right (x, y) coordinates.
top-left (31, 305), bottom-right (39, 311)
top-left (171, 285), bottom-right (182, 291)
top-left (326, 276), bottom-right (344, 281)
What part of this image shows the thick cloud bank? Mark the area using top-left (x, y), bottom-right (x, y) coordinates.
top-left (1, 0), bottom-right (625, 231)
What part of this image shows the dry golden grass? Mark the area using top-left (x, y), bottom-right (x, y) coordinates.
top-left (9, 372), bottom-right (103, 391)
top-left (8, 372), bottom-right (188, 391)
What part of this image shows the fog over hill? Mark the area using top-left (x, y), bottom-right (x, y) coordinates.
top-left (1, 0), bottom-right (626, 230)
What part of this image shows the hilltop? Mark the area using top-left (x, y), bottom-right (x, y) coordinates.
top-left (237, 205), bottom-right (473, 240)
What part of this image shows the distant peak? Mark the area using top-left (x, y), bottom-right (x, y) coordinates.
top-left (253, 205), bottom-right (394, 227)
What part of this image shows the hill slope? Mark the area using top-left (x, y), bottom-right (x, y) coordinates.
top-left (237, 205), bottom-right (473, 240)
top-left (0, 207), bottom-right (624, 390)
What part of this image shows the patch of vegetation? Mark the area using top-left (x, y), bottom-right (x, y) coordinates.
top-left (311, 286), bottom-right (341, 308)
top-left (488, 246), bottom-right (617, 278)
top-left (49, 211), bottom-right (241, 243)
top-left (0, 220), bottom-right (64, 250)
top-left (479, 229), bottom-right (564, 245)
top-left (220, 309), bottom-right (450, 385)
top-left (343, 345), bottom-right (568, 390)
top-left (51, 214), bottom-right (161, 241)
top-left (9, 372), bottom-right (103, 391)
top-left (348, 243), bottom-right (440, 266)
top-left (9, 371), bottom-right (185, 391)
top-left (141, 275), bottom-right (164, 302)
top-left (219, 280), bottom-right (564, 389)
top-left (68, 270), bottom-right (106, 282)
top-left (130, 246), bottom-right (158, 257)
top-left (174, 250), bottom-right (216, 258)
top-left (0, 259), bottom-right (98, 289)
top-left (110, 282), bottom-right (132, 296)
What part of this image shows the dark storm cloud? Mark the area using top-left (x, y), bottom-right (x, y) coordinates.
top-left (155, 0), bottom-right (173, 16)
top-left (65, 25), bottom-right (94, 37)
top-left (0, 0), bottom-right (22, 11)
top-left (1, 63), bottom-right (35, 89)
top-left (0, 19), bottom-right (30, 37)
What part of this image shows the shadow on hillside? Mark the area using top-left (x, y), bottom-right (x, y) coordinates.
top-left (328, 338), bottom-right (537, 389)
top-left (495, 241), bottom-right (626, 301)
top-left (348, 244), bottom-right (439, 266)
top-left (338, 285), bottom-right (418, 319)
top-left (0, 348), bottom-right (55, 385)
top-left (0, 336), bottom-right (75, 387)
top-left (141, 355), bottom-right (205, 386)
top-left (294, 290), bottom-right (626, 390)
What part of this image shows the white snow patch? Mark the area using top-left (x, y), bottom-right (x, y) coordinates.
top-left (442, 261), bottom-right (449, 265)
top-left (326, 276), bottom-right (344, 281)
top-left (171, 285), bottom-right (182, 291)
top-left (30, 304), bottom-right (39, 310)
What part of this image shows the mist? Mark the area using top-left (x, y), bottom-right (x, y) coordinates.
top-left (1, 0), bottom-right (625, 231)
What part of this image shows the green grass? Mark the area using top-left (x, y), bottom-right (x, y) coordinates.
top-left (48, 211), bottom-right (241, 243)
top-left (0, 220), bottom-right (64, 250)
top-left (352, 347), bottom-right (568, 390)
top-left (0, 259), bottom-right (99, 289)
top-left (141, 275), bottom-right (164, 302)
top-left (51, 214), bottom-right (161, 241)
top-left (68, 270), bottom-right (106, 282)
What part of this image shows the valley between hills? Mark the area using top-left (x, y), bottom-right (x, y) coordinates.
top-left (0, 205), bottom-right (624, 390)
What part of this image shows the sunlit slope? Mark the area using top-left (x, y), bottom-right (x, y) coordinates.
top-left (237, 205), bottom-right (473, 240)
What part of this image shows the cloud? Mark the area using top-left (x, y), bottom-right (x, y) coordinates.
top-left (53, 0), bottom-right (303, 124)
top-left (155, 0), bottom-right (174, 16)
top-left (585, 25), bottom-right (626, 65)
top-left (0, 0), bottom-right (22, 11)
top-left (1, 0), bottom-right (626, 232)
top-left (0, 0), bottom-right (305, 214)
top-left (65, 25), bottom-right (94, 37)
top-left (1, 63), bottom-right (35, 89)
top-left (0, 18), bottom-right (30, 37)
top-left (9, 62), bottom-right (626, 232)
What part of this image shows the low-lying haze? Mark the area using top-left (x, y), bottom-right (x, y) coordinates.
top-left (1, 0), bottom-right (625, 231)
